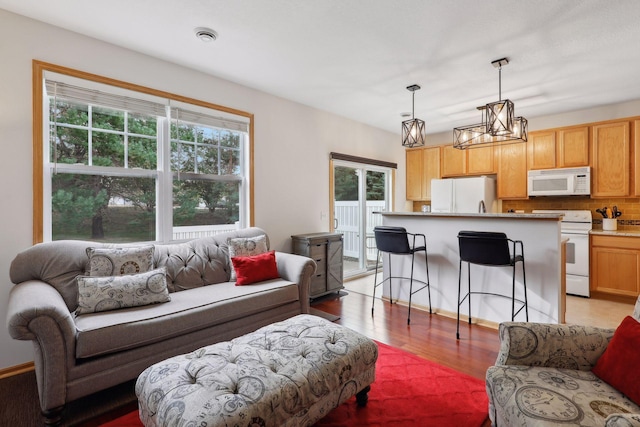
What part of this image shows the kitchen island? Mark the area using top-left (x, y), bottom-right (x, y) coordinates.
top-left (377, 212), bottom-right (565, 326)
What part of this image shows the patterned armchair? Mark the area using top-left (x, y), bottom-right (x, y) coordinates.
top-left (486, 298), bottom-right (640, 427)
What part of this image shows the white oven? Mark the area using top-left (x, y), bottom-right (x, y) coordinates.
top-left (533, 210), bottom-right (592, 297)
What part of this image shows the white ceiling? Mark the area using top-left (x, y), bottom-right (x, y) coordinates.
top-left (2, 0), bottom-right (640, 135)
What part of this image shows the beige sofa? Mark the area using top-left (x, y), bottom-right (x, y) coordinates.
top-left (6, 227), bottom-right (316, 426)
top-left (486, 297), bottom-right (640, 427)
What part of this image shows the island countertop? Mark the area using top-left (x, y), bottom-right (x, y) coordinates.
top-left (377, 211), bottom-right (564, 220)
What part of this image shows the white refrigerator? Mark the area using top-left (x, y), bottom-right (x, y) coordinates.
top-left (430, 176), bottom-right (497, 213)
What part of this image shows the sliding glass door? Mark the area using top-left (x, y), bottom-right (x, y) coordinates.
top-left (333, 160), bottom-right (391, 277)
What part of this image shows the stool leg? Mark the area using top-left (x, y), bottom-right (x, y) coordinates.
top-left (522, 260), bottom-right (529, 321)
top-left (457, 259), bottom-right (462, 340)
top-left (408, 252), bottom-right (415, 325)
top-left (388, 253), bottom-right (393, 304)
top-left (467, 262), bottom-right (472, 325)
top-left (511, 263), bottom-right (516, 321)
top-left (425, 249), bottom-right (432, 314)
top-left (372, 250), bottom-right (380, 316)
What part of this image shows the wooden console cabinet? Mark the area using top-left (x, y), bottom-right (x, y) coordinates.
top-left (292, 232), bottom-right (344, 299)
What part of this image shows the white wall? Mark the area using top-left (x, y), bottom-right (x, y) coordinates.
top-left (0, 9), bottom-right (404, 368)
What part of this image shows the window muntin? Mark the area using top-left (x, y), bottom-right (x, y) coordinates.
top-left (44, 77), bottom-right (249, 243)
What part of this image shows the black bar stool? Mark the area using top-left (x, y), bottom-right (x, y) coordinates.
top-left (456, 230), bottom-right (528, 339)
top-left (372, 226), bottom-right (432, 324)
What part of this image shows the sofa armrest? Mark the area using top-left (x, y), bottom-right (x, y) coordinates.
top-left (275, 252), bottom-right (316, 314)
top-left (496, 322), bottom-right (614, 371)
top-left (606, 414), bottom-right (640, 426)
top-left (7, 280), bottom-right (78, 411)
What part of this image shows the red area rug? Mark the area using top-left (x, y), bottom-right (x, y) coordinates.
top-left (102, 342), bottom-right (488, 427)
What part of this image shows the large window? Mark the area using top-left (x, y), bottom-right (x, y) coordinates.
top-left (35, 62), bottom-right (253, 243)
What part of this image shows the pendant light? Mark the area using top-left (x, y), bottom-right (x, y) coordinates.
top-left (453, 58), bottom-right (528, 149)
top-left (401, 84), bottom-right (426, 148)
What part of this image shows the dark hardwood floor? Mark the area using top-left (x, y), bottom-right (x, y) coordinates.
top-left (82, 288), bottom-right (500, 426)
top-left (312, 289), bottom-right (500, 380)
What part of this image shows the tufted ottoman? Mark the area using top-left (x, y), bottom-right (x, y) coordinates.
top-left (135, 314), bottom-right (378, 427)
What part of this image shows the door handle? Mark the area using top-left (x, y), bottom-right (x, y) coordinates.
top-left (334, 218), bottom-right (339, 229)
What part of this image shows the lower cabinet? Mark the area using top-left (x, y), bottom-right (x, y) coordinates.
top-left (291, 232), bottom-right (344, 299)
top-left (591, 234), bottom-right (640, 298)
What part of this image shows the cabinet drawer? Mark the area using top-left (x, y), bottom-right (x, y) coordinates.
top-left (313, 258), bottom-right (326, 275)
top-left (309, 243), bottom-right (326, 260)
top-left (591, 235), bottom-right (640, 250)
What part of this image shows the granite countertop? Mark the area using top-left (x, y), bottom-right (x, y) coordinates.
top-left (377, 211), bottom-right (563, 220)
top-left (590, 229), bottom-right (640, 237)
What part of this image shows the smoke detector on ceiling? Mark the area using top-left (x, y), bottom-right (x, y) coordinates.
top-left (194, 27), bottom-right (218, 42)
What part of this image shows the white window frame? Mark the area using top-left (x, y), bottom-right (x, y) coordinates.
top-left (36, 64), bottom-right (253, 243)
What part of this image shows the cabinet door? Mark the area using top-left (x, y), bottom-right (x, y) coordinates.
top-left (558, 126), bottom-right (589, 167)
top-left (467, 145), bottom-right (495, 175)
top-left (527, 131), bottom-right (556, 170)
top-left (406, 148), bottom-right (424, 200)
top-left (634, 120), bottom-right (640, 196)
top-left (422, 146), bottom-right (441, 200)
top-left (592, 121), bottom-right (630, 197)
top-left (326, 237), bottom-right (343, 292)
top-left (441, 145), bottom-right (466, 177)
top-left (497, 142), bottom-right (528, 199)
top-left (592, 247), bottom-right (640, 297)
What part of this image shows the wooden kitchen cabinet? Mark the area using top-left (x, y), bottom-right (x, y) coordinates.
top-left (406, 148), bottom-right (423, 200)
top-left (591, 234), bottom-right (640, 299)
top-left (292, 232), bottom-right (344, 299)
top-left (527, 126), bottom-right (589, 170)
top-left (497, 142), bottom-right (528, 199)
top-left (467, 145), bottom-right (495, 175)
top-left (406, 146), bottom-right (441, 200)
top-left (591, 121), bottom-right (630, 197)
top-left (558, 126), bottom-right (589, 167)
top-left (442, 144), bottom-right (494, 177)
top-left (527, 131), bottom-right (557, 170)
top-left (633, 120), bottom-right (640, 196)
top-left (441, 145), bottom-right (466, 177)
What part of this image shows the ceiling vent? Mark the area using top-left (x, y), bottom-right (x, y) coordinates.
top-left (194, 27), bottom-right (218, 42)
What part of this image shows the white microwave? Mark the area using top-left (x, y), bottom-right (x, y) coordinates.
top-left (527, 167), bottom-right (591, 196)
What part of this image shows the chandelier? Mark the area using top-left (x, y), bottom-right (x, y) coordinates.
top-left (402, 84), bottom-right (426, 148)
top-left (453, 58), bottom-right (527, 149)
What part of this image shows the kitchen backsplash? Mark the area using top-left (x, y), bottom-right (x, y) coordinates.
top-left (503, 196), bottom-right (640, 229)
top-left (413, 196), bottom-right (640, 230)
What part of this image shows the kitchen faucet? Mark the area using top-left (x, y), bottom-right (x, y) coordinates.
top-left (479, 200), bottom-right (486, 213)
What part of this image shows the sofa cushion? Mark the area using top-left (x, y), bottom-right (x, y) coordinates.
top-left (76, 267), bottom-right (170, 315)
top-left (232, 250), bottom-right (279, 286)
top-left (486, 365), bottom-right (640, 426)
top-left (74, 278), bottom-right (298, 358)
top-left (86, 245), bottom-right (155, 276)
top-left (227, 234), bottom-right (268, 281)
top-left (592, 316), bottom-right (640, 405)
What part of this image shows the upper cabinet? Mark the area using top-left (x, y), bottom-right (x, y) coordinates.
top-left (497, 142), bottom-right (528, 199)
top-left (528, 126), bottom-right (589, 170)
top-left (528, 131), bottom-right (557, 170)
top-left (635, 120), bottom-right (640, 197)
top-left (591, 121), bottom-right (630, 197)
top-left (441, 145), bottom-right (466, 177)
top-left (442, 144), bottom-right (495, 177)
top-left (558, 127), bottom-right (589, 167)
top-left (406, 148), bottom-right (424, 200)
top-left (406, 146), bottom-right (441, 201)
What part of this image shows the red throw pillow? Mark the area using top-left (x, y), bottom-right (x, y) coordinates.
top-left (592, 315), bottom-right (640, 405)
top-left (231, 250), bottom-right (280, 286)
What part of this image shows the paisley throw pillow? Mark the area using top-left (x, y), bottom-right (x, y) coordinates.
top-left (76, 267), bottom-right (170, 315)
